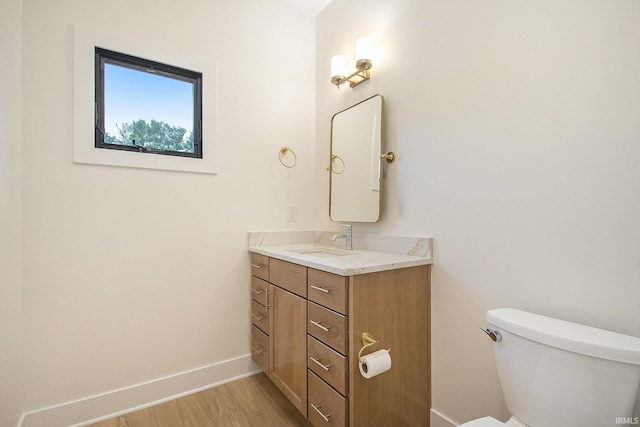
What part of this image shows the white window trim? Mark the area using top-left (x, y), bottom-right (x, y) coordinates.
top-left (73, 25), bottom-right (218, 174)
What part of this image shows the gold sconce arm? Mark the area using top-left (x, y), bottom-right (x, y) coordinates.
top-left (331, 62), bottom-right (372, 89)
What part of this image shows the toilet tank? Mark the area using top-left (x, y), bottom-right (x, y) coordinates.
top-left (486, 308), bottom-right (640, 427)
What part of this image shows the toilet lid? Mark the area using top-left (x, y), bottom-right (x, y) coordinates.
top-left (459, 416), bottom-right (505, 427)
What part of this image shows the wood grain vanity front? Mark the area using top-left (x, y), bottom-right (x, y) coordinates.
top-left (308, 268), bottom-right (348, 314)
top-left (250, 276), bottom-right (269, 307)
top-left (250, 253), bottom-right (269, 281)
top-left (308, 301), bottom-right (348, 355)
top-left (250, 253), bottom-right (270, 381)
top-left (250, 299), bottom-right (269, 334)
top-left (308, 335), bottom-right (348, 395)
top-left (270, 258), bottom-right (307, 297)
top-left (251, 325), bottom-right (268, 373)
top-left (269, 284), bottom-right (307, 416)
top-left (349, 266), bottom-right (431, 427)
top-left (308, 370), bottom-right (347, 427)
top-left (249, 252), bottom-right (430, 426)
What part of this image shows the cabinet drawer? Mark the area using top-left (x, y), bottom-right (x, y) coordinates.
top-left (308, 302), bottom-right (348, 355)
top-left (251, 299), bottom-right (269, 334)
top-left (250, 253), bottom-right (269, 281)
top-left (251, 276), bottom-right (269, 307)
top-left (251, 325), bottom-right (268, 374)
top-left (308, 269), bottom-right (348, 315)
top-left (307, 371), bottom-right (347, 427)
top-left (308, 335), bottom-right (348, 396)
top-left (270, 258), bottom-right (307, 298)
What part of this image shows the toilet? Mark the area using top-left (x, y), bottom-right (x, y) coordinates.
top-left (461, 308), bottom-right (640, 427)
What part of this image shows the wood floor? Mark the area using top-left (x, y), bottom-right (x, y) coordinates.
top-left (88, 373), bottom-right (312, 427)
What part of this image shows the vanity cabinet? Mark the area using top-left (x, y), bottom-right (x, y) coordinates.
top-left (249, 252), bottom-right (431, 427)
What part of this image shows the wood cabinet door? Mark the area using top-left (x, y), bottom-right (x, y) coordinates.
top-left (268, 284), bottom-right (308, 417)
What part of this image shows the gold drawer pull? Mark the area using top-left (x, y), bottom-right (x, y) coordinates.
top-left (310, 285), bottom-right (330, 293)
top-left (310, 403), bottom-right (332, 422)
top-left (310, 356), bottom-right (331, 371)
top-left (251, 263), bottom-right (263, 269)
top-left (251, 345), bottom-right (265, 355)
top-left (251, 313), bottom-right (264, 321)
top-left (310, 320), bottom-right (331, 332)
top-left (251, 288), bottom-right (264, 295)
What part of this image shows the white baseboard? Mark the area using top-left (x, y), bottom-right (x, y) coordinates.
top-left (22, 354), bottom-right (260, 427)
top-left (431, 408), bottom-right (458, 427)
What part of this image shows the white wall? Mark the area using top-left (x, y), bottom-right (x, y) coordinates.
top-left (12, 0), bottom-right (640, 423)
top-left (316, 0), bottom-right (640, 424)
top-left (20, 0), bottom-right (316, 419)
top-left (0, 0), bottom-right (24, 426)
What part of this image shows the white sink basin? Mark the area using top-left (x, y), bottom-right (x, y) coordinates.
top-left (288, 248), bottom-right (349, 258)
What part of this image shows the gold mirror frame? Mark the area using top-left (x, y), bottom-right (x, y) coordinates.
top-left (329, 94), bottom-right (384, 222)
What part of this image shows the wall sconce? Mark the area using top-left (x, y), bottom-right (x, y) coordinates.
top-left (330, 37), bottom-right (373, 89)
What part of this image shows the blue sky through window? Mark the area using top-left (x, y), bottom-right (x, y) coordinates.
top-left (104, 63), bottom-right (194, 138)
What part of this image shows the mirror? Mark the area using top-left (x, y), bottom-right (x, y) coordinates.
top-left (329, 94), bottom-right (384, 222)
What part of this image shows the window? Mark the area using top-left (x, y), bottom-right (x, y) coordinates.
top-left (74, 26), bottom-right (217, 174)
top-left (94, 48), bottom-right (203, 158)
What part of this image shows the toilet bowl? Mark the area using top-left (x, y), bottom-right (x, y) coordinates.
top-left (459, 308), bottom-right (640, 427)
top-left (461, 416), bottom-right (526, 427)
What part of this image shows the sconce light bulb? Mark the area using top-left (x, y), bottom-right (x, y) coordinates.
top-left (356, 37), bottom-right (373, 62)
top-left (331, 55), bottom-right (347, 86)
top-left (331, 55), bottom-right (347, 78)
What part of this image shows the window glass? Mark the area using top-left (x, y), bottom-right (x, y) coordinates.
top-left (95, 48), bottom-right (202, 158)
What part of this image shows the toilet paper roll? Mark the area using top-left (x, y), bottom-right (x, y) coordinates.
top-left (359, 349), bottom-right (392, 379)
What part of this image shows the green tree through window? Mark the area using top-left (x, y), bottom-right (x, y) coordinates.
top-left (104, 119), bottom-right (194, 153)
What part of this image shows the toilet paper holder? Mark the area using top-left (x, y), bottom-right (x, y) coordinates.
top-left (358, 332), bottom-right (390, 362)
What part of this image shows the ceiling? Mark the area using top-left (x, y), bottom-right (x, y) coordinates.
top-left (272, 0), bottom-right (333, 17)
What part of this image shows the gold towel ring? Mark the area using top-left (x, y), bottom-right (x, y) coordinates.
top-left (278, 146), bottom-right (297, 168)
top-left (329, 154), bottom-right (345, 174)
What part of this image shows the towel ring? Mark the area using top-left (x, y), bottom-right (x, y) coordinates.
top-left (328, 154), bottom-right (345, 174)
top-left (278, 146), bottom-right (297, 168)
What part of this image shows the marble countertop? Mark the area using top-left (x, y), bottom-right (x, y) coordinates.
top-left (248, 231), bottom-right (433, 276)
